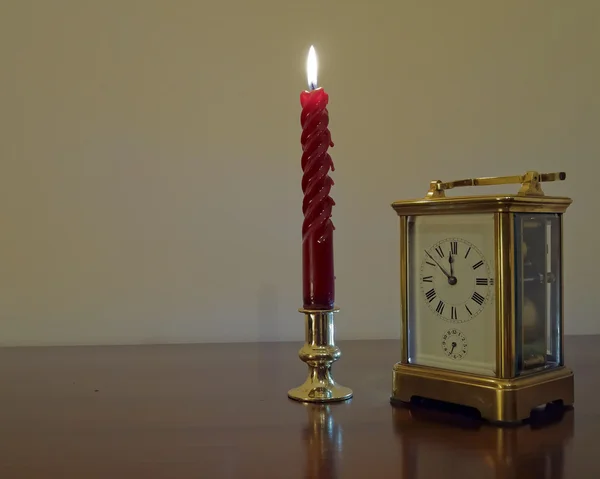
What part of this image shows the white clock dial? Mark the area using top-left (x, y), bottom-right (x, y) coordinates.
top-left (407, 213), bottom-right (497, 376)
top-left (420, 237), bottom-right (493, 323)
top-left (442, 328), bottom-right (468, 360)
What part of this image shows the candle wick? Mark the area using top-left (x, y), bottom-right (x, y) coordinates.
top-left (309, 82), bottom-right (317, 91)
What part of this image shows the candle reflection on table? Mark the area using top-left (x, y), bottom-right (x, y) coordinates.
top-left (302, 404), bottom-right (343, 479)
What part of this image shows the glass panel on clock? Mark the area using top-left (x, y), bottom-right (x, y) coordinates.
top-left (406, 216), bottom-right (417, 365)
top-left (406, 213), bottom-right (497, 376)
top-left (514, 213), bottom-right (562, 375)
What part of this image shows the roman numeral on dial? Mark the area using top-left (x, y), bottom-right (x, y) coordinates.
top-left (435, 301), bottom-right (445, 314)
top-left (472, 260), bottom-right (484, 270)
top-left (422, 276), bottom-right (433, 283)
top-left (451, 306), bottom-right (457, 320)
top-left (425, 289), bottom-right (436, 302)
top-left (476, 278), bottom-right (489, 285)
top-left (472, 292), bottom-right (485, 305)
top-left (435, 246), bottom-right (444, 258)
top-left (450, 241), bottom-right (458, 255)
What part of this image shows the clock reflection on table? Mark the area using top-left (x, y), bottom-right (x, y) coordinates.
top-left (392, 399), bottom-right (573, 479)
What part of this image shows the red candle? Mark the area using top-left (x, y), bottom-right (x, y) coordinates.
top-left (300, 46), bottom-right (335, 310)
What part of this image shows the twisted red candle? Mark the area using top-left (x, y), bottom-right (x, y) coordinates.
top-left (300, 87), bottom-right (335, 310)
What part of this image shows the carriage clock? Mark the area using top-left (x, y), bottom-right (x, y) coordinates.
top-left (389, 170), bottom-right (573, 424)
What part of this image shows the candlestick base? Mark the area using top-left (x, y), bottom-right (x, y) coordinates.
top-left (288, 307), bottom-right (353, 403)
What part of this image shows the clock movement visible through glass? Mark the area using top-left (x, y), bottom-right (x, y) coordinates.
top-left (514, 213), bottom-right (562, 375)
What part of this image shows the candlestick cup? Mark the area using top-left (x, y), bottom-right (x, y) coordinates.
top-left (287, 307), bottom-right (353, 403)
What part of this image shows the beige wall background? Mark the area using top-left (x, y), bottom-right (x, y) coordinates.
top-left (0, 0), bottom-right (598, 346)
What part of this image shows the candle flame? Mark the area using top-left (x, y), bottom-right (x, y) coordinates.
top-left (306, 45), bottom-right (318, 90)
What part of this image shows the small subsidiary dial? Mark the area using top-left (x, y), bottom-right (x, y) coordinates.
top-left (442, 328), bottom-right (468, 360)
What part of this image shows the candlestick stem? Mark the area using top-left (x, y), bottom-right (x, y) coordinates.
top-left (288, 307), bottom-right (353, 403)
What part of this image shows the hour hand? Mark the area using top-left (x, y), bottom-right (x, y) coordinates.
top-left (447, 252), bottom-right (458, 285)
top-left (425, 250), bottom-right (452, 278)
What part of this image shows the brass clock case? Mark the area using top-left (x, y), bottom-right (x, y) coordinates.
top-left (390, 171), bottom-right (573, 424)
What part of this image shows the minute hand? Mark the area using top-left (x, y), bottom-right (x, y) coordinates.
top-left (425, 250), bottom-right (452, 278)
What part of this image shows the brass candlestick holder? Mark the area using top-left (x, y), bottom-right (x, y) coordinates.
top-left (288, 307), bottom-right (353, 402)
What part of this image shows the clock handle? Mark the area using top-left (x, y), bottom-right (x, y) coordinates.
top-left (426, 171), bottom-right (566, 198)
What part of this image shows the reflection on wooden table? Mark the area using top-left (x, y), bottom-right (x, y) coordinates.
top-left (391, 400), bottom-right (572, 479)
top-left (302, 397), bottom-right (572, 479)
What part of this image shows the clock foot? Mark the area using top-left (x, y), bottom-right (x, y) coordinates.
top-left (288, 308), bottom-right (353, 403)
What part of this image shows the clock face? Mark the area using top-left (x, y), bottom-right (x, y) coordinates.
top-left (420, 238), bottom-right (494, 323)
top-left (442, 328), bottom-right (468, 360)
top-left (407, 213), bottom-right (497, 376)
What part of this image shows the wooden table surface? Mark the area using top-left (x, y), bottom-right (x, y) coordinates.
top-left (0, 336), bottom-right (597, 478)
